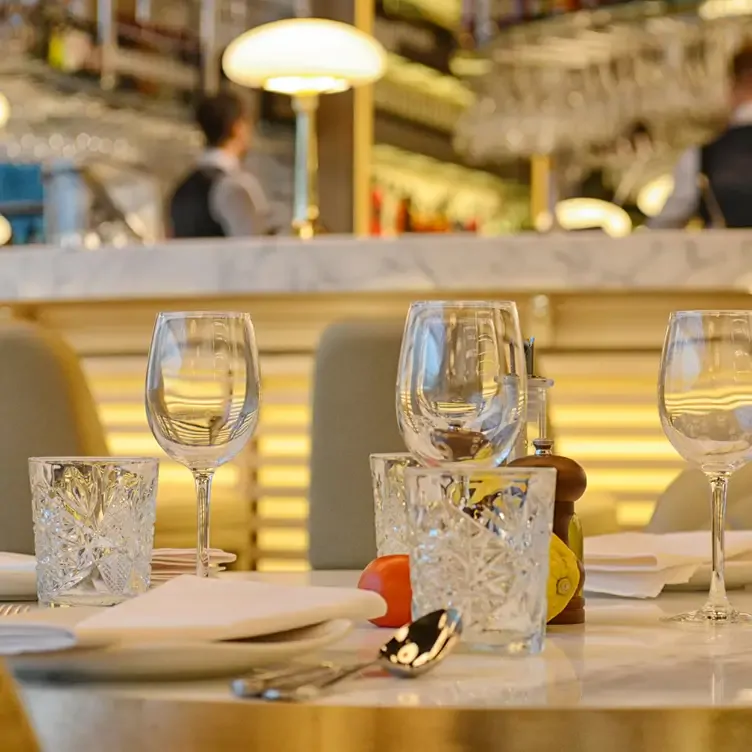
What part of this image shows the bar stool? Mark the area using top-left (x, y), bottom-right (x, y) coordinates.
top-left (0, 320), bottom-right (108, 554)
top-left (308, 320), bottom-right (406, 570)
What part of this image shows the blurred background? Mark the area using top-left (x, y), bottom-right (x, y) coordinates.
top-left (0, 0), bottom-right (745, 246)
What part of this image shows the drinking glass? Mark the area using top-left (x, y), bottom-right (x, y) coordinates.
top-left (145, 312), bottom-right (260, 577)
top-left (406, 466), bottom-right (557, 654)
top-left (658, 310), bottom-right (752, 623)
top-left (396, 301), bottom-right (526, 469)
top-left (30, 457), bottom-right (158, 606)
top-left (370, 452), bottom-right (420, 556)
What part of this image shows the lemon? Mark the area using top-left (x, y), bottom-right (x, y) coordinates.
top-left (547, 533), bottom-right (581, 623)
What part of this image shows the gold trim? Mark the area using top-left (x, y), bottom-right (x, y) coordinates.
top-left (353, 0), bottom-right (375, 236)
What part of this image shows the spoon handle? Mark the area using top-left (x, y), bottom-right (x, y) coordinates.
top-left (231, 662), bottom-right (336, 699)
top-left (261, 660), bottom-right (377, 702)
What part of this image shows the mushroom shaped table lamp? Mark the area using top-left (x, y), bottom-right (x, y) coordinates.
top-left (223, 18), bottom-right (387, 238)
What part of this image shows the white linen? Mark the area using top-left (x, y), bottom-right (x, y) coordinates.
top-left (0, 575), bottom-right (386, 653)
top-left (0, 553), bottom-right (37, 600)
top-left (584, 531), bottom-right (752, 598)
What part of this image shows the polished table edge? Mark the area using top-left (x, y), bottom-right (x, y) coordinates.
top-left (20, 689), bottom-right (752, 752)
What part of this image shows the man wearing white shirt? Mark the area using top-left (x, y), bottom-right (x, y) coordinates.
top-left (169, 93), bottom-right (271, 238)
top-left (650, 47), bottom-right (752, 229)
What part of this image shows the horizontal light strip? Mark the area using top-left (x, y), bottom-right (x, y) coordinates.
top-left (617, 501), bottom-right (656, 528)
top-left (258, 467), bottom-right (310, 489)
top-left (257, 498), bottom-right (308, 521)
top-left (552, 407), bottom-right (661, 428)
top-left (257, 529), bottom-right (309, 551)
top-left (257, 436), bottom-right (310, 458)
top-left (556, 438), bottom-right (678, 460)
top-left (257, 560), bottom-right (310, 573)
top-left (585, 469), bottom-right (679, 493)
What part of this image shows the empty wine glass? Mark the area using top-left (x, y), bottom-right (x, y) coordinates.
top-left (145, 312), bottom-right (260, 577)
top-left (396, 300), bottom-right (526, 469)
top-left (659, 310), bottom-right (752, 623)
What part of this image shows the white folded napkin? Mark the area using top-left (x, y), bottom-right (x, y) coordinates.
top-left (151, 549), bottom-right (237, 565)
top-left (0, 553), bottom-right (37, 600)
top-left (0, 548), bottom-right (240, 599)
top-left (0, 575), bottom-right (387, 654)
top-left (585, 531), bottom-right (752, 598)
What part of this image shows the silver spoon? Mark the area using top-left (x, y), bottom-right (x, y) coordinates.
top-left (232, 608), bottom-right (462, 702)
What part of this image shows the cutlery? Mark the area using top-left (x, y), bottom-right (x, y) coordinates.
top-left (231, 608), bottom-right (462, 702)
top-left (0, 605), bottom-right (31, 617)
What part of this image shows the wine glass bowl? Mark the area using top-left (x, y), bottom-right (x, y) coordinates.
top-left (658, 310), bottom-right (752, 623)
top-left (396, 301), bottom-right (526, 469)
top-left (145, 311), bottom-right (260, 577)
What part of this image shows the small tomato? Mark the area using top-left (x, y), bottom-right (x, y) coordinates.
top-left (357, 555), bottom-right (412, 628)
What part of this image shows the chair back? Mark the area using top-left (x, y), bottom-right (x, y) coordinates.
top-left (308, 320), bottom-right (406, 570)
top-left (0, 320), bottom-right (108, 554)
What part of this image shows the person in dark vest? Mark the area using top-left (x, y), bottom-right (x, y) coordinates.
top-left (650, 46), bottom-right (752, 229)
top-left (169, 92), bottom-right (270, 238)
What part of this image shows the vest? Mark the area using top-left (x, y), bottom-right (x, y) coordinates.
top-left (169, 167), bottom-right (226, 239)
top-left (699, 125), bottom-right (752, 228)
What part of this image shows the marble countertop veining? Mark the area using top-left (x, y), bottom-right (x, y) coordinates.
top-left (1, 231), bottom-right (752, 302)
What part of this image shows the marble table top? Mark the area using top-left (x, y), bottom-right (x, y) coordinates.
top-left (1, 230), bottom-right (752, 302)
top-left (20, 570), bottom-right (752, 710)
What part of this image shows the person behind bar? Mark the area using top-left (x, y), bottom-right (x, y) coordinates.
top-left (650, 46), bottom-right (752, 229)
top-left (169, 92), bottom-right (270, 238)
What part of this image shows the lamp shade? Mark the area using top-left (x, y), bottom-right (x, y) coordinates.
top-left (0, 94), bottom-right (10, 129)
top-left (637, 174), bottom-right (674, 217)
top-left (222, 18), bottom-right (387, 95)
top-left (0, 215), bottom-right (11, 246)
top-left (554, 198), bottom-right (632, 238)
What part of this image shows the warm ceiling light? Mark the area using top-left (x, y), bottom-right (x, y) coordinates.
top-left (698, 0), bottom-right (752, 18)
top-left (0, 215), bottom-right (12, 246)
top-left (0, 93), bottom-right (10, 129)
top-left (554, 198), bottom-right (632, 237)
top-left (222, 18), bottom-right (387, 95)
top-left (637, 174), bottom-right (674, 217)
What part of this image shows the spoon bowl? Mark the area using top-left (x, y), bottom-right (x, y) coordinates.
top-left (379, 608), bottom-right (463, 678)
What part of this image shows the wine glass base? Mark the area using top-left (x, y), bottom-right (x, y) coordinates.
top-left (664, 606), bottom-right (752, 624)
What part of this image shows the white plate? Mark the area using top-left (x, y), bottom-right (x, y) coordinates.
top-left (9, 619), bottom-right (352, 682)
top-left (665, 560), bottom-right (752, 592)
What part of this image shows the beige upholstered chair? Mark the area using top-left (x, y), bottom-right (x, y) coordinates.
top-left (0, 662), bottom-right (38, 751)
top-left (308, 320), bottom-right (406, 570)
top-left (0, 320), bottom-right (108, 554)
top-left (647, 463), bottom-right (752, 533)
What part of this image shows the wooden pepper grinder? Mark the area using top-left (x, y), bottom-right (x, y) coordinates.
top-left (510, 437), bottom-right (588, 624)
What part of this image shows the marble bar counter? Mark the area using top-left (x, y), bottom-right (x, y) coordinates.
top-left (1, 230), bottom-right (751, 567)
top-left (0, 230), bottom-right (752, 301)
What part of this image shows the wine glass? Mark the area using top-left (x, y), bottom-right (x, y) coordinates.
top-left (145, 312), bottom-right (260, 577)
top-left (396, 300), bottom-right (526, 469)
top-left (658, 310), bottom-right (752, 623)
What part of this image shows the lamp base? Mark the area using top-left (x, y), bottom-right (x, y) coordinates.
top-left (291, 217), bottom-right (329, 239)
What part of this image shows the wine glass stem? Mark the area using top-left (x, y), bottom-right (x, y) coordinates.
top-left (194, 471), bottom-right (214, 578)
top-left (705, 472), bottom-right (731, 614)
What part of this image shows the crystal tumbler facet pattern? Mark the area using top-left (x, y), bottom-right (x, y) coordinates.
top-left (29, 457), bottom-right (158, 606)
top-left (406, 467), bottom-right (556, 655)
top-left (370, 453), bottom-right (420, 557)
